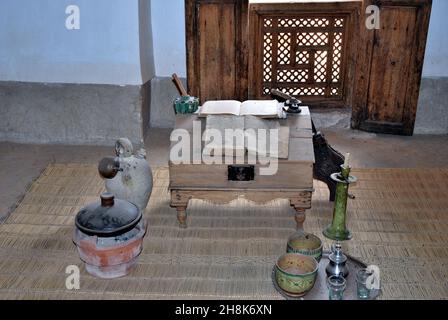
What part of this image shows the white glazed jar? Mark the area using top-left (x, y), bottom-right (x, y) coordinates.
top-left (98, 138), bottom-right (153, 212)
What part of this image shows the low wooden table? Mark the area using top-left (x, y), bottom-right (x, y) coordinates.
top-left (169, 108), bottom-right (315, 229)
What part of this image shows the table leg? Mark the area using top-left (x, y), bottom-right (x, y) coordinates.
top-left (176, 206), bottom-right (188, 228)
top-left (171, 190), bottom-right (191, 228)
top-left (290, 194), bottom-right (311, 231)
top-left (293, 207), bottom-right (306, 231)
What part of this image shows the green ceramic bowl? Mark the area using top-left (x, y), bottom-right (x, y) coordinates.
top-left (286, 231), bottom-right (323, 262)
top-left (173, 96), bottom-right (199, 114)
top-left (274, 253), bottom-right (318, 297)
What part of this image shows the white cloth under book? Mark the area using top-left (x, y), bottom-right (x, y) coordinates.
top-left (202, 115), bottom-right (289, 159)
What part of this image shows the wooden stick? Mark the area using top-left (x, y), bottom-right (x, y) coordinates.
top-left (172, 73), bottom-right (188, 96)
top-left (270, 89), bottom-right (291, 101)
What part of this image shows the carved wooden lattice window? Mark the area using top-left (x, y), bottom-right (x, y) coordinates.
top-left (249, 2), bottom-right (360, 107)
top-left (263, 16), bottom-right (346, 98)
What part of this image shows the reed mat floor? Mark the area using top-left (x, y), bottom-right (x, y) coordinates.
top-left (0, 164), bottom-right (447, 300)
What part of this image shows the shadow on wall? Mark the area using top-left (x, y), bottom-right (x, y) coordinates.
top-left (150, 77), bottom-right (186, 128)
top-left (414, 77), bottom-right (448, 135)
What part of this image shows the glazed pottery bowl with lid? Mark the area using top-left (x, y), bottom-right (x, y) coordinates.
top-left (287, 231), bottom-right (323, 262)
top-left (274, 253), bottom-right (319, 297)
top-left (75, 192), bottom-right (141, 237)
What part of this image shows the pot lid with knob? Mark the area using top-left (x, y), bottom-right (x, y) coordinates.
top-left (75, 192), bottom-right (141, 237)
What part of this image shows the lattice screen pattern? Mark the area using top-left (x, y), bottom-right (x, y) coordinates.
top-left (261, 17), bottom-right (347, 100)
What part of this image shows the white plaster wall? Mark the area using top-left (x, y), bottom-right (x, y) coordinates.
top-left (139, 0), bottom-right (156, 83)
top-left (0, 0), bottom-right (154, 85)
top-left (422, 0), bottom-right (448, 78)
top-left (151, 0), bottom-right (186, 77)
top-left (2, 0), bottom-right (444, 83)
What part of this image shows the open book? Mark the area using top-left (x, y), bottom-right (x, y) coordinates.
top-left (199, 100), bottom-right (284, 119)
top-left (202, 115), bottom-right (289, 159)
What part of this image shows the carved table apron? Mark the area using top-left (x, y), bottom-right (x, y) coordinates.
top-left (169, 108), bottom-right (315, 229)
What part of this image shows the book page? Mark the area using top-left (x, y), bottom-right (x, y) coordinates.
top-left (239, 100), bottom-right (280, 117)
top-left (203, 115), bottom-right (246, 157)
top-left (200, 100), bottom-right (241, 116)
top-left (244, 116), bottom-right (289, 159)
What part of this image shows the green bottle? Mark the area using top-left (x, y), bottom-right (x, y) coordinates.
top-left (323, 164), bottom-right (356, 241)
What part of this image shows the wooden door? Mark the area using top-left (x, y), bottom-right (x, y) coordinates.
top-left (352, 0), bottom-right (432, 135)
top-left (186, 0), bottom-right (249, 103)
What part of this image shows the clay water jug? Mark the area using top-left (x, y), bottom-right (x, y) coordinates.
top-left (98, 138), bottom-right (153, 212)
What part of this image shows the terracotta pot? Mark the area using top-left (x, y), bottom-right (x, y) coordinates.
top-left (73, 219), bottom-right (147, 279)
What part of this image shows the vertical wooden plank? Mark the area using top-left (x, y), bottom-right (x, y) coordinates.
top-left (185, 0), bottom-right (197, 97)
top-left (366, 7), bottom-right (418, 123)
top-left (271, 18), bottom-right (279, 92)
top-left (342, 7), bottom-right (360, 111)
top-left (325, 18), bottom-right (336, 98)
top-left (308, 50), bottom-right (316, 86)
top-left (185, 0), bottom-right (249, 103)
top-left (248, 4), bottom-right (261, 99)
top-left (220, 4), bottom-right (237, 99)
top-left (236, 0), bottom-right (249, 100)
top-left (351, 0), bottom-right (375, 128)
top-left (290, 28), bottom-right (298, 68)
top-left (198, 4), bottom-right (221, 101)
